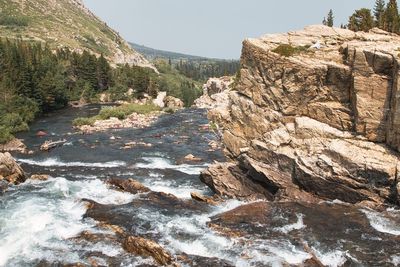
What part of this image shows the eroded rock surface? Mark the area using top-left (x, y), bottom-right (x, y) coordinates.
top-left (0, 152), bottom-right (26, 185)
top-left (203, 25), bottom-right (400, 206)
top-left (194, 76), bottom-right (233, 109)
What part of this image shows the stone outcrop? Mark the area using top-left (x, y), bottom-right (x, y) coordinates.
top-left (203, 25), bottom-right (400, 206)
top-left (194, 76), bottom-right (233, 109)
top-left (0, 152), bottom-right (26, 185)
top-left (0, 139), bottom-right (27, 154)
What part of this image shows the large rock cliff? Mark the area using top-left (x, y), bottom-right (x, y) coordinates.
top-left (202, 25), bottom-right (400, 207)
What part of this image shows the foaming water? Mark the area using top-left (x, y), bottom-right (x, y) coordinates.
top-left (17, 158), bottom-right (126, 168)
top-left (362, 209), bottom-right (400, 236)
top-left (0, 177), bottom-right (134, 266)
top-left (274, 214), bottom-right (305, 233)
top-left (135, 157), bottom-right (209, 175)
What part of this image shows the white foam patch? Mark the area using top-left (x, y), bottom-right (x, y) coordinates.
top-left (274, 214), bottom-right (305, 233)
top-left (362, 209), bottom-right (400, 236)
top-left (142, 179), bottom-right (207, 199)
top-left (17, 158), bottom-right (126, 168)
top-left (0, 177), bottom-right (134, 266)
top-left (311, 248), bottom-right (348, 267)
top-left (391, 255), bottom-right (400, 266)
top-left (134, 157), bottom-right (208, 175)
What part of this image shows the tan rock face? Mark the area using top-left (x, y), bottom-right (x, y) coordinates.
top-left (123, 236), bottom-right (174, 266)
top-left (0, 152), bottom-right (26, 185)
top-left (204, 25), bottom-right (400, 206)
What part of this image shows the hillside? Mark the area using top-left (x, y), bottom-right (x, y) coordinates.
top-left (130, 42), bottom-right (207, 61)
top-left (0, 0), bottom-right (151, 67)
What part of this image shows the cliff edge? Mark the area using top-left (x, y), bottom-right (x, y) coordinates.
top-left (202, 25), bottom-right (400, 207)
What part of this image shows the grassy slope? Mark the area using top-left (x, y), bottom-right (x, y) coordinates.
top-left (0, 0), bottom-right (148, 65)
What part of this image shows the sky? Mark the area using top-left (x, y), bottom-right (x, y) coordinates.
top-left (83, 0), bottom-right (377, 59)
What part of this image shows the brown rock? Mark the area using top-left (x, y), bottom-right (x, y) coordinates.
top-left (200, 162), bottom-right (274, 201)
top-left (36, 131), bottom-right (48, 137)
top-left (0, 139), bottom-right (27, 154)
top-left (183, 154), bottom-right (202, 162)
top-left (0, 152), bottom-right (26, 185)
top-left (30, 174), bottom-right (49, 181)
top-left (190, 192), bottom-right (218, 205)
top-left (107, 178), bottom-right (150, 194)
top-left (122, 236), bottom-right (174, 266)
top-left (164, 96), bottom-right (184, 109)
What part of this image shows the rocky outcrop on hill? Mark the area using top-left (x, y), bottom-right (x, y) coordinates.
top-left (0, 152), bottom-right (26, 185)
top-left (202, 25), bottom-right (400, 207)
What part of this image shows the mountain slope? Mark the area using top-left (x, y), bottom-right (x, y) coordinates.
top-left (0, 0), bottom-right (151, 67)
top-left (130, 42), bottom-right (207, 61)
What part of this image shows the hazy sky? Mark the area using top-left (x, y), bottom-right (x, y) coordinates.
top-left (83, 0), bottom-right (376, 59)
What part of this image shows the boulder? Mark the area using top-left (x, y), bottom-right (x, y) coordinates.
top-left (164, 96), bottom-right (184, 109)
top-left (203, 25), bottom-right (400, 206)
top-left (107, 178), bottom-right (150, 194)
top-left (190, 192), bottom-right (219, 205)
top-left (0, 139), bottom-right (27, 154)
top-left (0, 152), bottom-right (26, 185)
top-left (122, 236), bottom-right (175, 266)
top-left (153, 91), bottom-right (167, 108)
top-left (30, 174), bottom-right (50, 181)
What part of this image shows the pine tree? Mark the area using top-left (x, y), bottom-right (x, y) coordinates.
top-left (96, 54), bottom-right (112, 91)
top-left (384, 0), bottom-right (400, 33)
top-left (374, 0), bottom-right (386, 28)
top-left (348, 8), bottom-right (375, 32)
top-left (327, 9), bottom-right (334, 27)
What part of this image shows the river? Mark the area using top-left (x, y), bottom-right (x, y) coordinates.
top-left (1, 106), bottom-right (400, 267)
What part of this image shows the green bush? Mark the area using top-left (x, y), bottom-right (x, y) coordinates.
top-left (0, 16), bottom-right (29, 26)
top-left (272, 44), bottom-right (310, 57)
top-left (72, 117), bottom-right (98, 127)
top-left (164, 107), bottom-right (175, 114)
top-left (0, 126), bottom-right (14, 144)
top-left (0, 113), bottom-right (29, 133)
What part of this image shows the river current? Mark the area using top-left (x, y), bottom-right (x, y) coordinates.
top-left (1, 106), bottom-right (400, 266)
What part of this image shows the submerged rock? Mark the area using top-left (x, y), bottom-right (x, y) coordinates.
top-left (190, 191), bottom-right (219, 205)
top-left (107, 178), bottom-right (150, 194)
top-left (204, 25), bottom-right (400, 206)
top-left (0, 152), bottom-right (26, 185)
top-left (30, 174), bottom-right (50, 181)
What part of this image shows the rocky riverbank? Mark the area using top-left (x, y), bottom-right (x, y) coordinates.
top-left (202, 25), bottom-right (400, 208)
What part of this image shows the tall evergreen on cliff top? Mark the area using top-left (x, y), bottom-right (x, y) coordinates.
top-left (374, 0), bottom-right (386, 28)
top-left (384, 0), bottom-right (400, 33)
top-left (323, 9), bottom-right (334, 27)
top-left (348, 8), bottom-right (375, 32)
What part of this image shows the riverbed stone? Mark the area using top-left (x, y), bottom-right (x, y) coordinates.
top-left (123, 236), bottom-right (175, 266)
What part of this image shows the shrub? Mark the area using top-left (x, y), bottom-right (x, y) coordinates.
top-left (164, 107), bottom-right (175, 114)
top-left (0, 126), bottom-right (14, 144)
top-left (0, 16), bottom-right (29, 26)
top-left (72, 117), bottom-right (98, 127)
top-left (272, 44), bottom-right (310, 57)
top-left (0, 113), bottom-right (29, 133)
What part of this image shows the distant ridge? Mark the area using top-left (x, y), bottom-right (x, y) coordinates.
top-left (130, 42), bottom-right (217, 61)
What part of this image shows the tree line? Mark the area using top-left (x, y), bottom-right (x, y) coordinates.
top-left (175, 59), bottom-right (240, 82)
top-left (323, 0), bottom-right (400, 33)
top-left (0, 39), bottom-right (201, 143)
